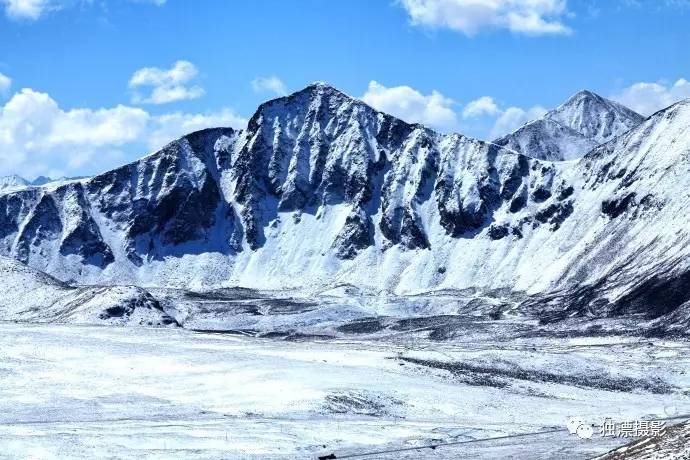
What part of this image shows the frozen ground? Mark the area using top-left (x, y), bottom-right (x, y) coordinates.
top-left (0, 322), bottom-right (688, 459)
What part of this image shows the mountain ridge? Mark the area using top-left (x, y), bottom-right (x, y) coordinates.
top-left (0, 84), bottom-right (688, 323)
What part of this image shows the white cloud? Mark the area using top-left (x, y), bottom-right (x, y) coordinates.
top-left (462, 96), bottom-right (500, 118)
top-left (361, 80), bottom-right (459, 132)
top-left (2, 0), bottom-right (166, 21)
top-left (0, 88), bottom-right (150, 175)
top-left (0, 72), bottom-right (11, 95)
top-left (148, 109), bottom-right (247, 152)
top-left (399, 0), bottom-right (572, 36)
top-left (2, 0), bottom-right (52, 20)
top-left (0, 87), bottom-right (246, 177)
top-left (251, 76), bottom-right (287, 97)
top-left (129, 60), bottom-right (205, 105)
top-left (489, 105), bottom-right (548, 138)
top-left (611, 78), bottom-right (690, 116)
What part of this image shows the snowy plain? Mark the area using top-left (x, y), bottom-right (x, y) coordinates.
top-left (0, 321), bottom-right (688, 459)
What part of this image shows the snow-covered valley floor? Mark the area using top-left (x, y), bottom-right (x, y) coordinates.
top-left (1, 322), bottom-right (688, 459)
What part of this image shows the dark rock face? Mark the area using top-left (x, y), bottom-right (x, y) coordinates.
top-left (15, 195), bottom-right (63, 264)
top-left (602, 193), bottom-right (636, 218)
top-left (333, 207), bottom-right (375, 259)
top-left (531, 187), bottom-right (552, 202)
top-left (87, 128), bottom-right (237, 264)
top-left (612, 269), bottom-right (690, 319)
top-left (558, 185), bottom-right (574, 200)
top-left (55, 184), bottom-right (113, 268)
top-left (0, 190), bottom-right (39, 241)
top-left (534, 201), bottom-right (575, 230)
top-left (0, 184), bottom-right (114, 268)
top-left (488, 224), bottom-right (510, 240)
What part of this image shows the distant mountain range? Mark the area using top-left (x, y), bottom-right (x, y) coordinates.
top-left (1, 83), bottom-right (689, 327)
top-left (0, 175), bottom-right (86, 192)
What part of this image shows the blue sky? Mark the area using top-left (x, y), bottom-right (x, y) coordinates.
top-left (1, 0), bottom-right (689, 178)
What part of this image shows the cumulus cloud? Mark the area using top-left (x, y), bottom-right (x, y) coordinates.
top-left (361, 80), bottom-right (459, 132)
top-left (251, 76), bottom-right (287, 97)
top-left (462, 96), bottom-right (500, 118)
top-left (0, 87), bottom-right (246, 177)
top-left (399, 0), bottom-right (572, 36)
top-left (0, 72), bottom-right (11, 95)
top-left (489, 105), bottom-right (548, 138)
top-left (611, 78), bottom-right (690, 116)
top-left (129, 60), bottom-right (205, 105)
top-left (0, 88), bottom-right (149, 175)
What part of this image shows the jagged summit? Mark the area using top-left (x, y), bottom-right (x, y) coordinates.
top-left (260, 82), bottom-right (353, 107)
top-left (245, 82), bottom-right (372, 134)
top-left (495, 89), bottom-right (645, 161)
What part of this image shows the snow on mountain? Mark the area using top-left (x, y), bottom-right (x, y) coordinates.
top-left (0, 84), bottom-right (688, 324)
top-left (0, 175), bottom-right (30, 192)
top-left (494, 90), bottom-right (645, 161)
top-left (0, 256), bottom-right (176, 326)
top-left (31, 176), bottom-right (54, 186)
top-left (493, 118), bottom-right (599, 161)
top-left (547, 90), bottom-right (646, 143)
top-left (0, 175), bottom-right (87, 195)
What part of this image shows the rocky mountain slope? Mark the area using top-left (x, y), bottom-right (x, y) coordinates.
top-left (0, 256), bottom-right (176, 326)
top-left (494, 90), bottom-right (645, 161)
top-left (596, 420), bottom-right (690, 459)
top-left (0, 83), bottom-right (688, 325)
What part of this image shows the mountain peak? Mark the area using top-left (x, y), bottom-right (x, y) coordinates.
top-left (0, 175), bottom-right (30, 190)
top-left (31, 176), bottom-right (53, 186)
top-left (494, 89), bottom-right (645, 161)
top-left (567, 89), bottom-right (602, 101)
top-left (555, 89), bottom-right (634, 116)
top-left (283, 81), bottom-right (351, 101)
top-left (245, 81), bottom-right (402, 140)
top-left (546, 90), bottom-right (645, 144)
top-left (307, 80), bottom-right (336, 90)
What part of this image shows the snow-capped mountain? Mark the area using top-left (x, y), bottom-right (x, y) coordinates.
top-left (0, 175), bottom-right (85, 193)
top-left (494, 90), bottom-right (645, 161)
top-left (0, 83), bottom-right (688, 322)
top-left (0, 175), bottom-right (30, 192)
top-left (546, 90), bottom-right (646, 143)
